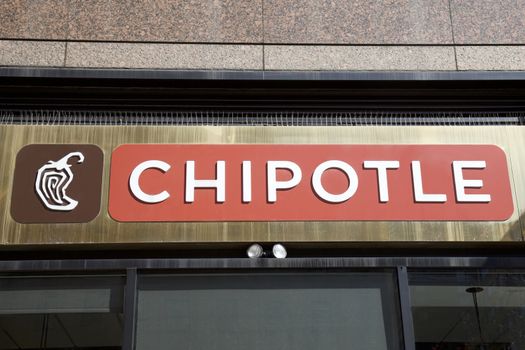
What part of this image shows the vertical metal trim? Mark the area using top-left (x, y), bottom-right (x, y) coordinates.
top-left (122, 268), bottom-right (138, 350)
top-left (397, 266), bottom-right (415, 350)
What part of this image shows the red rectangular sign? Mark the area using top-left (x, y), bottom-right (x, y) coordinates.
top-left (108, 144), bottom-right (513, 222)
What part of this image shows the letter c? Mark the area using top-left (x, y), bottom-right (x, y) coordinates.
top-left (129, 160), bottom-right (171, 203)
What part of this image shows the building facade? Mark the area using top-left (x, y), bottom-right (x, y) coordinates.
top-left (1, 1), bottom-right (525, 349)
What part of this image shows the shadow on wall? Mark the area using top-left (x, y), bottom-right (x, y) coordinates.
top-left (501, 209), bottom-right (525, 242)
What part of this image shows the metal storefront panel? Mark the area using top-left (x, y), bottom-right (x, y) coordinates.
top-left (0, 125), bottom-right (522, 246)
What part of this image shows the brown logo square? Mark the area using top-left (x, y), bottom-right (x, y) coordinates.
top-left (10, 144), bottom-right (104, 223)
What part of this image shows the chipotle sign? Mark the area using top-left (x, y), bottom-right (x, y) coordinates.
top-left (107, 144), bottom-right (513, 222)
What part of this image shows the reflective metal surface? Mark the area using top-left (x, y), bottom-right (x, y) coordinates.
top-left (0, 125), bottom-right (524, 246)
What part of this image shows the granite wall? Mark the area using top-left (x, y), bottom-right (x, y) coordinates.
top-left (0, 0), bottom-right (524, 70)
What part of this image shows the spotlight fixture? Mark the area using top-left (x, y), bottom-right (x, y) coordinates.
top-left (246, 243), bottom-right (288, 258)
top-left (272, 243), bottom-right (287, 259)
top-left (246, 243), bottom-right (264, 258)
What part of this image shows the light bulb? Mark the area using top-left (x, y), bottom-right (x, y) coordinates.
top-left (246, 244), bottom-right (264, 258)
top-left (272, 244), bottom-right (287, 258)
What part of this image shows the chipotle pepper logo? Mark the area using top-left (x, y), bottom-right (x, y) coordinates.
top-left (35, 152), bottom-right (85, 211)
top-left (11, 145), bottom-right (103, 223)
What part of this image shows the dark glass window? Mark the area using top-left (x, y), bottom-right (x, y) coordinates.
top-left (409, 270), bottom-right (525, 350)
top-left (135, 272), bottom-right (402, 350)
top-left (0, 275), bottom-right (124, 349)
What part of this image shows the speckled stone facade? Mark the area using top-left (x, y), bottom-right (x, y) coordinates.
top-left (0, 40), bottom-right (65, 66)
top-left (66, 42), bottom-right (263, 69)
top-left (264, 0), bottom-right (453, 44)
top-left (264, 46), bottom-right (456, 70)
top-left (0, 0), bottom-right (525, 70)
top-left (0, 0), bottom-right (68, 40)
top-left (450, 0), bottom-right (525, 44)
top-left (3, 0), bottom-right (525, 45)
top-left (68, 0), bottom-right (263, 43)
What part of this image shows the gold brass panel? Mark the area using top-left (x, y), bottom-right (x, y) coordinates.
top-left (0, 125), bottom-right (523, 246)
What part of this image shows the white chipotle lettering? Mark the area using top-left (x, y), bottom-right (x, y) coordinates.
top-left (128, 159), bottom-right (491, 204)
